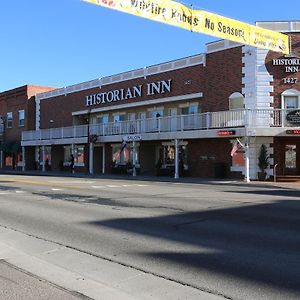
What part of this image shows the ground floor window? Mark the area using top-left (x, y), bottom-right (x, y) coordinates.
top-left (63, 146), bottom-right (71, 163)
top-left (74, 145), bottom-right (85, 164)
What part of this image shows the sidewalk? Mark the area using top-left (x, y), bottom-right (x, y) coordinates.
top-left (1, 169), bottom-right (300, 190)
top-left (0, 227), bottom-right (224, 300)
top-left (0, 260), bottom-right (87, 300)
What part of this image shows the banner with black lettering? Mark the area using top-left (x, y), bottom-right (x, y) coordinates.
top-left (83, 0), bottom-right (290, 54)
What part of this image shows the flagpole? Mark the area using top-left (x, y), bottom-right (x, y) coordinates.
top-left (244, 137), bottom-right (250, 182)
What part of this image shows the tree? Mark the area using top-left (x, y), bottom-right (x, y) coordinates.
top-left (258, 144), bottom-right (269, 179)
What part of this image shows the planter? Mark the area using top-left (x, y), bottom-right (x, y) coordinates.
top-left (258, 171), bottom-right (267, 181)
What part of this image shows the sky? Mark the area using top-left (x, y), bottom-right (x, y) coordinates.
top-left (0, 0), bottom-right (299, 92)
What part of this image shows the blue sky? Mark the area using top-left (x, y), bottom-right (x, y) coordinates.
top-left (1, 0), bottom-right (299, 92)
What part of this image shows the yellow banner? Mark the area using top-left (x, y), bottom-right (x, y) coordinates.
top-left (194, 11), bottom-right (290, 54)
top-left (83, 0), bottom-right (290, 54)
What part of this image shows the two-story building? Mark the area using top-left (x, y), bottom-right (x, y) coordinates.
top-left (21, 21), bottom-right (300, 180)
top-left (0, 85), bottom-right (55, 170)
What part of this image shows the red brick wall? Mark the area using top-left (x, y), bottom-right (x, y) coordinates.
top-left (188, 138), bottom-right (233, 178)
top-left (39, 65), bottom-right (206, 128)
top-left (202, 47), bottom-right (243, 112)
top-left (266, 33), bottom-right (300, 108)
top-left (0, 85), bottom-right (56, 142)
top-left (39, 47), bottom-right (243, 129)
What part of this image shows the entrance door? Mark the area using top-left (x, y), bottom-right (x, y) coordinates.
top-left (138, 112), bottom-right (146, 133)
top-left (169, 108), bottom-right (177, 131)
top-left (284, 144), bottom-right (297, 175)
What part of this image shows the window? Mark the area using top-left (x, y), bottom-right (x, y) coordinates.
top-left (113, 114), bottom-right (126, 122)
top-left (149, 109), bottom-right (163, 119)
top-left (19, 110), bottom-right (25, 127)
top-left (64, 146), bottom-right (72, 163)
top-left (284, 96), bottom-right (298, 109)
top-left (74, 145), bottom-right (85, 164)
top-left (180, 104), bottom-right (198, 115)
top-left (229, 92), bottom-right (244, 110)
top-left (97, 115), bottom-right (109, 124)
top-left (7, 112), bottom-right (12, 128)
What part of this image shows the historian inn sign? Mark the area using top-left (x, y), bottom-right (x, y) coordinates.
top-left (86, 79), bottom-right (172, 107)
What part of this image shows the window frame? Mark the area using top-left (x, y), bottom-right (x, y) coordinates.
top-left (18, 110), bottom-right (25, 127)
top-left (6, 112), bottom-right (13, 128)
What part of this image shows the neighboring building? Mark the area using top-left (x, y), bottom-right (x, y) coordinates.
top-left (21, 21), bottom-right (300, 180)
top-left (0, 85), bottom-right (55, 170)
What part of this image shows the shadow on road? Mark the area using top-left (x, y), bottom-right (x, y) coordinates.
top-left (83, 198), bottom-right (300, 295)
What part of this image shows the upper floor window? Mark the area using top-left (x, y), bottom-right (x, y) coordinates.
top-left (19, 110), bottom-right (25, 127)
top-left (97, 114), bottom-right (109, 124)
top-left (113, 114), bottom-right (126, 122)
top-left (181, 104), bottom-right (198, 115)
top-left (229, 92), bottom-right (244, 110)
top-left (281, 89), bottom-right (300, 110)
top-left (7, 112), bottom-right (13, 128)
top-left (149, 109), bottom-right (163, 119)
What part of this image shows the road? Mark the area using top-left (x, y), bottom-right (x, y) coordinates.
top-left (0, 174), bottom-right (299, 300)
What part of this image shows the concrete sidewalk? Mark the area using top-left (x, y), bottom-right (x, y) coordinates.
top-left (0, 260), bottom-right (86, 300)
top-left (0, 227), bottom-right (225, 300)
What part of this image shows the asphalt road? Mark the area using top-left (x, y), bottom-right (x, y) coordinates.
top-left (0, 174), bottom-right (300, 300)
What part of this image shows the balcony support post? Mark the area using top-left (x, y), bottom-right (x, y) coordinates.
top-left (174, 139), bottom-right (179, 179)
top-left (102, 144), bottom-right (106, 174)
top-left (42, 145), bottom-right (46, 172)
top-left (244, 137), bottom-right (250, 183)
top-left (132, 141), bottom-right (137, 177)
top-left (89, 142), bottom-right (94, 175)
top-left (22, 146), bottom-right (25, 172)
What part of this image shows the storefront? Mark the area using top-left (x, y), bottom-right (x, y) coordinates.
top-left (21, 21), bottom-right (300, 180)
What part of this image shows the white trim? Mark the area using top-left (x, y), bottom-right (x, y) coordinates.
top-left (112, 111), bottom-right (126, 116)
top-left (282, 88), bottom-right (300, 96)
top-left (72, 93), bottom-right (203, 116)
top-left (178, 102), bottom-right (199, 108)
top-left (147, 106), bottom-right (164, 112)
top-left (35, 55), bottom-right (205, 101)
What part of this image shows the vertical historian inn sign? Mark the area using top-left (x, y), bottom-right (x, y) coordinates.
top-left (86, 79), bottom-right (172, 107)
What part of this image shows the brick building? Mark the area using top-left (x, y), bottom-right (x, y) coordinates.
top-left (21, 21), bottom-right (300, 180)
top-left (0, 85), bottom-right (55, 169)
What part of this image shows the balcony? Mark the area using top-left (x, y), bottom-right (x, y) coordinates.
top-left (21, 109), bottom-right (300, 145)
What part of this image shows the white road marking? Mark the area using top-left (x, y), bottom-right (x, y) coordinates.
top-left (51, 188), bottom-right (63, 191)
top-left (49, 181), bottom-right (95, 184)
top-left (106, 185), bottom-right (120, 188)
top-left (15, 191), bottom-right (25, 193)
top-left (91, 186), bottom-right (104, 189)
top-left (0, 192), bottom-right (9, 195)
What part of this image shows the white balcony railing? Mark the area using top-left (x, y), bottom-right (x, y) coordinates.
top-left (21, 109), bottom-right (300, 142)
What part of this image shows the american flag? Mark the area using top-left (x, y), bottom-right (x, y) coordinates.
top-left (231, 142), bottom-right (242, 157)
top-left (120, 140), bottom-right (127, 153)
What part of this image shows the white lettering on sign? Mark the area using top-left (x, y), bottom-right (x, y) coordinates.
top-left (272, 57), bottom-right (300, 84)
top-left (123, 135), bottom-right (142, 142)
top-left (86, 79), bottom-right (172, 107)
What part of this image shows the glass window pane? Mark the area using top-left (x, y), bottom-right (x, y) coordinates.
top-left (285, 96), bottom-right (298, 109)
top-left (285, 145), bottom-right (296, 169)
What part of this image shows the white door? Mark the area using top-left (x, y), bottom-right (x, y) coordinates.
top-left (128, 113), bottom-right (136, 133)
top-left (169, 108), bottom-right (177, 131)
top-left (139, 112), bottom-right (146, 132)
